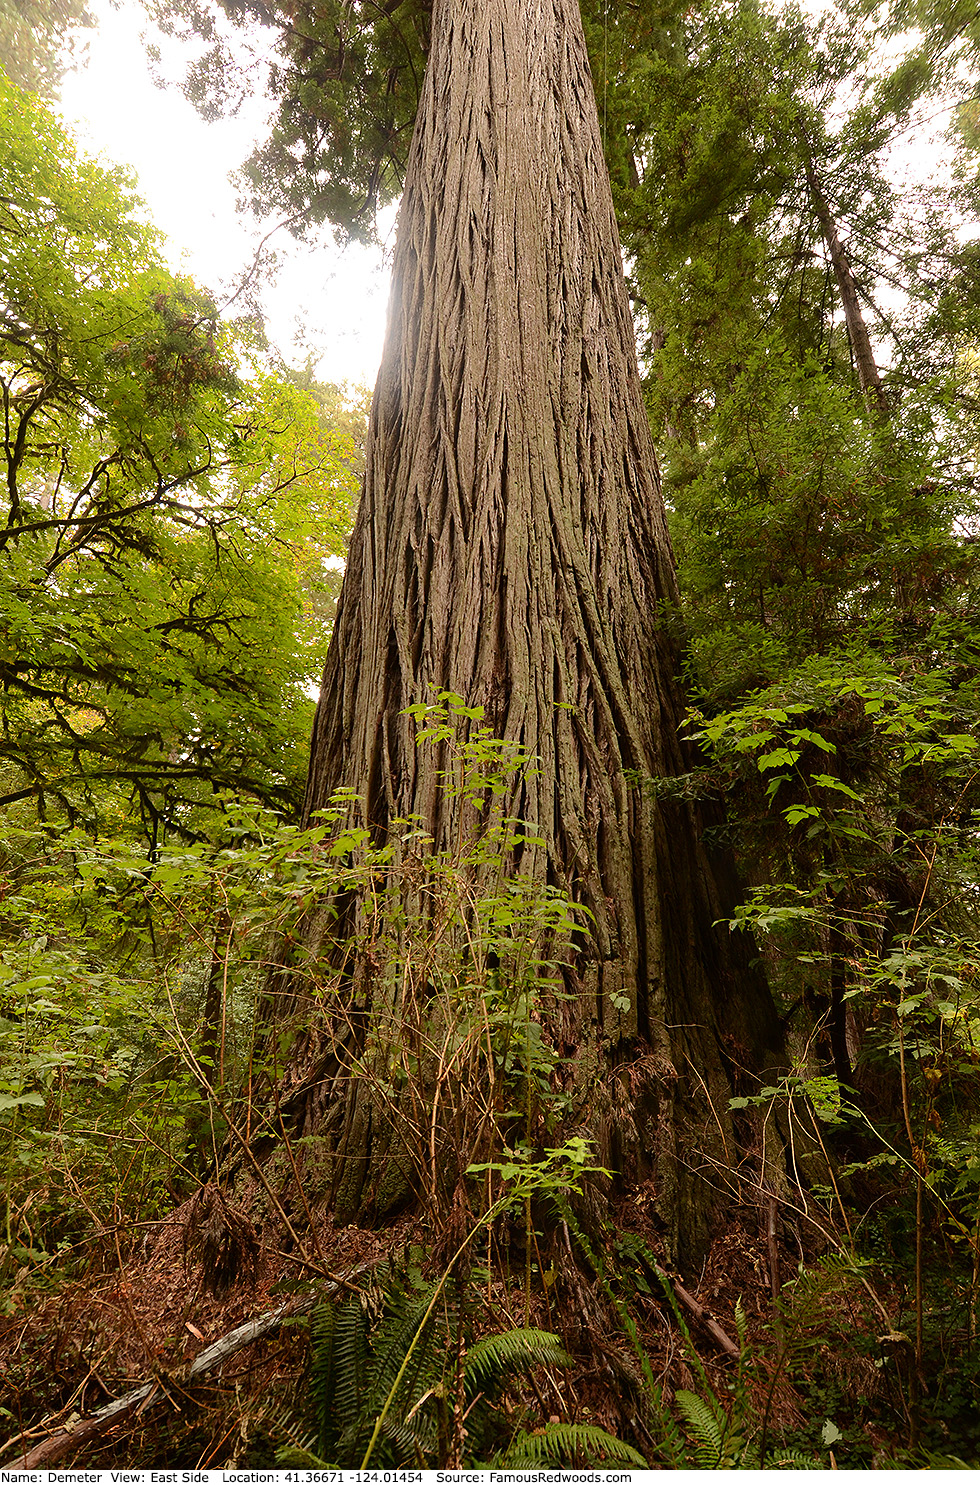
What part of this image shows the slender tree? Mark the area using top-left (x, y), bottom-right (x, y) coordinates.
top-left (289, 0), bottom-right (786, 1258)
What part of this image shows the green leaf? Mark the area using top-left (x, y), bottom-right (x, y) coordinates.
top-left (758, 748), bottom-right (801, 770)
top-left (810, 774), bottom-right (863, 801)
top-left (784, 804), bottom-right (821, 825)
top-left (0, 1092), bottom-right (46, 1112)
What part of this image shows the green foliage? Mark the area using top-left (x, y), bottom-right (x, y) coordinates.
top-left (585, 0), bottom-right (980, 734)
top-left (0, 805), bottom-right (286, 1294)
top-left (674, 1385), bottom-right (748, 1469)
top-left (0, 80), bottom-right (369, 1303)
top-left (7, 1), bottom-right (980, 1468)
top-left (661, 1250), bottom-right (870, 1467)
top-left (0, 73), bottom-right (363, 841)
top-left (463, 1324), bottom-right (572, 1397)
top-left (0, 707), bottom-right (590, 1301)
top-left (563, 1217), bottom-right (834, 1468)
top-left (150, 0), bottom-right (431, 244)
top-left (0, 0), bottom-right (92, 96)
top-left (276, 696), bottom-right (596, 1217)
top-left (499, 1422), bottom-right (647, 1468)
top-left (279, 1271), bottom-right (596, 1469)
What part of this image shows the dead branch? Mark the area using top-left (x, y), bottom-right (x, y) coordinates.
top-left (4, 1262), bottom-right (375, 1469)
top-left (671, 1279), bottom-right (740, 1359)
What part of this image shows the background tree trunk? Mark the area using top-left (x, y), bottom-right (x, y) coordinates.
top-left (292, 0), bottom-right (787, 1260)
top-left (799, 139), bottom-right (890, 423)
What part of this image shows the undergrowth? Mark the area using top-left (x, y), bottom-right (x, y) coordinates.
top-left (2, 697), bottom-right (980, 1468)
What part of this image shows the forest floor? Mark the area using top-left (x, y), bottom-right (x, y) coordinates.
top-left (0, 1179), bottom-right (902, 1469)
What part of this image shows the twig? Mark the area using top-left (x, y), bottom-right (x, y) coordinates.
top-left (7, 1383), bottom-right (158, 1468)
top-left (767, 1194), bottom-right (781, 1310)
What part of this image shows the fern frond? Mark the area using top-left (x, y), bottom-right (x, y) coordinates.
top-left (734, 1298), bottom-right (748, 1351)
top-left (559, 1209), bottom-right (662, 1382)
top-left (331, 1299), bottom-right (372, 1436)
top-left (464, 1327), bottom-right (572, 1398)
top-left (778, 1253), bottom-right (859, 1339)
top-left (556, 1205), bottom-right (686, 1468)
top-left (379, 1415), bottom-right (431, 1467)
top-left (651, 1397), bottom-right (688, 1469)
top-left (500, 1422), bottom-right (648, 1468)
top-left (270, 1406), bottom-right (332, 1468)
top-left (308, 1301), bottom-right (338, 1454)
top-left (674, 1388), bottom-right (734, 1468)
top-left (336, 1406), bottom-right (434, 1470)
top-left (765, 1448), bottom-right (822, 1468)
top-left (368, 1283), bottom-right (445, 1421)
top-left (656, 1278), bottom-right (713, 1395)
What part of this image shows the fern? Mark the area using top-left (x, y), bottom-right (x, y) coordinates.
top-left (373, 1415), bottom-right (430, 1467)
top-left (764, 1448), bottom-right (822, 1469)
top-left (776, 1251), bottom-right (863, 1357)
top-left (674, 1388), bottom-right (739, 1467)
top-left (308, 1300), bottom-right (338, 1456)
top-left (562, 1210), bottom-right (825, 1470)
top-left (368, 1281), bottom-right (443, 1427)
top-left (464, 1327), bottom-right (572, 1397)
top-left (500, 1422), bottom-right (648, 1467)
top-left (292, 1270), bottom-right (598, 1468)
top-left (557, 1205), bottom-right (687, 1466)
top-left (273, 1408), bottom-right (332, 1469)
top-left (325, 1296), bottom-right (373, 1450)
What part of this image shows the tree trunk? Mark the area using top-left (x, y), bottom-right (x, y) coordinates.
top-left (287, 0), bottom-right (788, 1262)
top-left (800, 142), bottom-right (890, 423)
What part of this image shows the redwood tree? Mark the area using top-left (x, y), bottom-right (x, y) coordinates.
top-left (290, 0), bottom-right (786, 1259)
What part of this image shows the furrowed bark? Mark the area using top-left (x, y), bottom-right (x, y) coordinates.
top-left (288, 0), bottom-right (787, 1260)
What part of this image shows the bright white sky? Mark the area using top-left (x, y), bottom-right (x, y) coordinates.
top-left (58, 0), bottom-right (393, 390)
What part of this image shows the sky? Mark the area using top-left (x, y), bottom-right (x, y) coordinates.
top-left (58, 0), bottom-right (393, 391)
top-left (56, 0), bottom-right (955, 391)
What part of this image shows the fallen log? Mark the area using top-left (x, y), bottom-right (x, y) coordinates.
top-left (7, 1296), bottom-right (314, 1469)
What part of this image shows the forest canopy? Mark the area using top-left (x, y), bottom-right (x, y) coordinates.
top-left (0, 73), bottom-right (365, 837)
